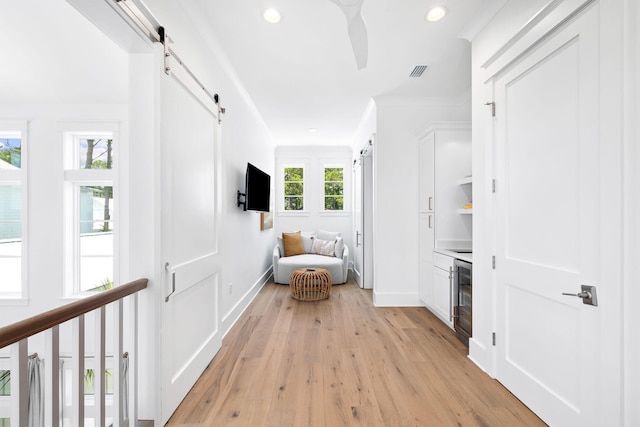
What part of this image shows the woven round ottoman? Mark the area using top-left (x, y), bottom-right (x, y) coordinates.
top-left (289, 268), bottom-right (332, 301)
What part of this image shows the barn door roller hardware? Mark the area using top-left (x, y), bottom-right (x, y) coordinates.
top-left (115, 0), bottom-right (225, 122)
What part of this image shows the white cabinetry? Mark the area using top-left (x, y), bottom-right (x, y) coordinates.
top-left (418, 212), bottom-right (435, 305)
top-left (418, 122), bottom-right (471, 311)
top-left (432, 252), bottom-right (454, 328)
top-left (419, 132), bottom-right (435, 213)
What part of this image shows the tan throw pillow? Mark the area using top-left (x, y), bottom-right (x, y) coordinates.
top-left (282, 232), bottom-right (305, 257)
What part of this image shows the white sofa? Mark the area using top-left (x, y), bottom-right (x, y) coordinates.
top-left (272, 232), bottom-right (349, 285)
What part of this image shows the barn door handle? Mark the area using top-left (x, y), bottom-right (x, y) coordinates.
top-left (165, 262), bottom-right (176, 302)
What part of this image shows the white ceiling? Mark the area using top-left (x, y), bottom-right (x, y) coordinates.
top-left (180, 0), bottom-right (504, 146)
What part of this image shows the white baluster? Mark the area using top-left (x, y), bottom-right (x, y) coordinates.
top-left (129, 293), bottom-right (138, 425)
top-left (72, 315), bottom-right (85, 427)
top-left (10, 339), bottom-right (28, 427)
top-left (112, 299), bottom-right (123, 427)
top-left (95, 307), bottom-right (106, 427)
top-left (45, 325), bottom-right (60, 427)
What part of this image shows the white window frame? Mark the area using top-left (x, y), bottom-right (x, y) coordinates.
top-left (279, 162), bottom-right (308, 215)
top-left (319, 159), bottom-right (351, 217)
top-left (322, 164), bottom-right (345, 212)
top-left (0, 121), bottom-right (28, 301)
top-left (63, 124), bottom-right (119, 296)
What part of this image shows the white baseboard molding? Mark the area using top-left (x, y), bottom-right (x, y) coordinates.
top-left (468, 337), bottom-right (495, 378)
top-left (221, 268), bottom-right (272, 338)
top-left (372, 291), bottom-right (421, 307)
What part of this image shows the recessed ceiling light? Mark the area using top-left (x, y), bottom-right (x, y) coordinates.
top-left (425, 6), bottom-right (447, 22)
top-left (263, 8), bottom-right (282, 24)
top-left (308, 128), bottom-right (318, 133)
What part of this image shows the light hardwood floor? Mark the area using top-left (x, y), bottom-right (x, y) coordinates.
top-left (166, 277), bottom-right (546, 426)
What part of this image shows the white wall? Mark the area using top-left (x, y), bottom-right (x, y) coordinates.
top-left (624, 0), bottom-right (640, 424)
top-left (350, 100), bottom-right (377, 155)
top-left (274, 145), bottom-right (353, 256)
top-left (371, 95), bottom-right (470, 306)
top-left (0, 0), bottom-right (277, 422)
top-left (0, 1), bottom-right (129, 323)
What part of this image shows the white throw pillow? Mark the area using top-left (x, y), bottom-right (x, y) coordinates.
top-left (301, 231), bottom-right (316, 253)
top-left (311, 238), bottom-right (335, 257)
top-left (334, 236), bottom-right (344, 258)
top-left (276, 236), bottom-right (285, 256)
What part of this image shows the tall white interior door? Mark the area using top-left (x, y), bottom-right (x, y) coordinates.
top-left (358, 143), bottom-right (373, 290)
top-left (160, 72), bottom-right (222, 423)
top-left (492, 4), bottom-right (620, 426)
top-left (353, 158), bottom-right (363, 287)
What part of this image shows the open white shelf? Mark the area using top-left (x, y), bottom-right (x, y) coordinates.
top-left (457, 176), bottom-right (472, 185)
top-left (457, 209), bottom-right (473, 214)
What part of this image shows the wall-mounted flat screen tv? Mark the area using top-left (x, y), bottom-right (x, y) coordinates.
top-left (245, 163), bottom-right (270, 212)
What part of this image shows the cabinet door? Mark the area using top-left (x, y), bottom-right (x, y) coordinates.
top-left (419, 133), bottom-right (435, 213)
top-left (419, 213), bottom-right (435, 306)
top-left (433, 265), bottom-right (453, 328)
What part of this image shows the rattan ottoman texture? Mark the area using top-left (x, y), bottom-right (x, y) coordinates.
top-left (289, 268), bottom-right (332, 301)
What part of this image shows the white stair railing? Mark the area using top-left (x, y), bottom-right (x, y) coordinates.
top-left (0, 278), bottom-right (147, 427)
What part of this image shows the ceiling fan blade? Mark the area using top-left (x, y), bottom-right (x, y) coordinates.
top-left (348, 12), bottom-right (368, 69)
top-left (329, 0), bottom-right (368, 69)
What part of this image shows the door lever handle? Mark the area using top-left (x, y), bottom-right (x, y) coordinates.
top-left (562, 285), bottom-right (598, 306)
top-left (562, 291), bottom-right (591, 299)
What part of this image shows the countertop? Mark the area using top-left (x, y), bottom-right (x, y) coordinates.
top-left (433, 248), bottom-right (473, 263)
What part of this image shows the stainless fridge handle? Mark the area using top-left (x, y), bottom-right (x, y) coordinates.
top-left (449, 266), bottom-right (453, 321)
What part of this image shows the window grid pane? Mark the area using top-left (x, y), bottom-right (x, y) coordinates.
top-left (0, 137), bottom-right (22, 169)
top-left (0, 184), bottom-right (21, 294)
top-left (79, 138), bottom-right (114, 170)
top-left (324, 167), bottom-right (344, 211)
top-left (284, 167), bottom-right (304, 211)
top-left (79, 185), bottom-right (114, 292)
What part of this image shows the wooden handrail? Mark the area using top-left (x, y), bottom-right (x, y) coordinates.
top-left (0, 278), bottom-right (148, 349)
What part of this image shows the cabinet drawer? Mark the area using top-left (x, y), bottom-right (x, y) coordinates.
top-left (433, 252), bottom-right (454, 270)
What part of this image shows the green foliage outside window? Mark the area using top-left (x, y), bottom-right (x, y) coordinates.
top-left (284, 167), bottom-right (304, 210)
top-left (0, 138), bottom-right (21, 168)
top-left (0, 370), bottom-right (10, 396)
top-left (324, 167), bottom-right (344, 210)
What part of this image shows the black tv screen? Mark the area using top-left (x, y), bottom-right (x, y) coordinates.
top-left (245, 163), bottom-right (270, 212)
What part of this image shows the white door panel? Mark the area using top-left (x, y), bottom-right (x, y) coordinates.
top-left (494, 5), bottom-right (608, 426)
top-left (356, 148), bottom-right (373, 290)
top-left (166, 253), bottom-right (219, 300)
top-left (160, 71), bottom-right (221, 423)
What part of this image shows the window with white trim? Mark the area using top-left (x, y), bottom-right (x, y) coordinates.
top-left (283, 166), bottom-right (305, 211)
top-left (0, 123), bottom-right (26, 298)
top-left (323, 166), bottom-right (344, 211)
top-left (64, 129), bottom-right (117, 294)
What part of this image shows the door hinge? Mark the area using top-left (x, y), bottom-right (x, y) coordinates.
top-left (492, 256), bottom-right (496, 269)
top-left (492, 332), bottom-right (496, 346)
top-left (492, 179), bottom-right (496, 193)
top-left (485, 101), bottom-right (496, 117)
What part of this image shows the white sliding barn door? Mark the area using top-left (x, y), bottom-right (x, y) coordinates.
top-left (160, 71), bottom-right (221, 423)
top-left (353, 158), bottom-right (363, 287)
top-left (492, 3), bottom-right (621, 426)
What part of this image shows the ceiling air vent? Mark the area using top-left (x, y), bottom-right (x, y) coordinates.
top-left (409, 65), bottom-right (428, 77)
